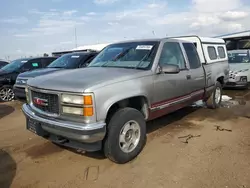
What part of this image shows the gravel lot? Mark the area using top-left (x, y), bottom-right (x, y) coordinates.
top-left (1, 90), bottom-right (250, 188)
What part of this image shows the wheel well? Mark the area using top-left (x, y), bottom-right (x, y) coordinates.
top-left (106, 96), bottom-right (149, 124)
top-left (217, 76), bottom-right (224, 85)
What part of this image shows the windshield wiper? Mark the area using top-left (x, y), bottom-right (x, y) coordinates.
top-left (112, 47), bottom-right (134, 61)
top-left (134, 45), bottom-right (155, 69)
top-left (100, 61), bottom-right (115, 67)
top-left (100, 47), bottom-right (134, 67)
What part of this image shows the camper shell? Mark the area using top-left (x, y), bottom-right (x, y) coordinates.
top-left (173, 36), bottom-right (229, 89)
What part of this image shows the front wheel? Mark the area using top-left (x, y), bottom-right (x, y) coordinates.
top-left (103, 107), bottom-right (147, 164)
top-left (205, 81), bottom-right (222, 109)
top-left (0, 85), bottom-right (15, 102)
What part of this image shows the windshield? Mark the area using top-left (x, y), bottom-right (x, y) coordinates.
top-left (47, 54), bottom-right (87, 68)
top-left (1, 58), bottom-right (29, 72)
top-left (228, 52), bottom-right (250, 63)
top-left (88, 41), bottom-right (159, 70)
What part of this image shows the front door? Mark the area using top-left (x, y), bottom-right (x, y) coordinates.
top-left (182, 42), bottom-right (206, 101)
top-left (150, 41), bottom-right (191, 119)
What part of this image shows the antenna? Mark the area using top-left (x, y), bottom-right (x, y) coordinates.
top-left (75, 26), bottom-right (78, 48)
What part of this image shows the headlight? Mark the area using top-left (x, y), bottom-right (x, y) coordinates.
top-left (240, 76), bottom-right (248, 82)
top-left (61, 94), bottom-right (83, 104)
top-left (61, 94), bottom-right (93, 105)
top-left (61, 94), bottom-right (94, 116)
top-left (62, 106), bottom-right (83, 115)
top-left (62, 106), bottom-right (94, 116)
top-left (16, 78), bottom-right (28, 84)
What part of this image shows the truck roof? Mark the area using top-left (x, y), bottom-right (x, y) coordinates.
top-left (199, 37), bottom-right (225, 44)
top-left (108, 36), bottom-right (225, 45)
top-left (109, 38), bottom-right (190, 45)
top-left (172, 35), bottom-right (225, 44)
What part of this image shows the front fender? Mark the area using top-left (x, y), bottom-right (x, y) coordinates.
top-left (93, 79), bottom-right (152, 122)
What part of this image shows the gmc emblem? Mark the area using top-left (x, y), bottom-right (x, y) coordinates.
top-left (33, 97), bottom-right (48, 106)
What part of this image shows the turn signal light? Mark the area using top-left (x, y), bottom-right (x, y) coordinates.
top-left (84, 95), bottom-right (93, 105)
top-left (83, 107), bottom-right (93, 116)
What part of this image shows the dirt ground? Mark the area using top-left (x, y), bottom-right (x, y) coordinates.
top-left (1, 90), bottom-right (250, 188)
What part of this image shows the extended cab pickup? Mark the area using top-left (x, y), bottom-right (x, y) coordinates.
top-left (22, 36), bottom-right (229, 164)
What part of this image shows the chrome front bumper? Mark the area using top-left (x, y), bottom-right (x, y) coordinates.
top-left (22, 104), bottom-right (106, 144)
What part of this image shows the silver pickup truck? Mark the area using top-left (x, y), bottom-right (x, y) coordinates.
top-left (22, 36), bottom-right (229, 164)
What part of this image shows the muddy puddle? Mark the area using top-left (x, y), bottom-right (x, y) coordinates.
top-left (191, 90), bottom-right (250, 109)
top-left (221, 90), bottom-right (250, 108)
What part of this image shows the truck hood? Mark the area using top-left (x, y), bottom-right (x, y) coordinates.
top-left (18, 68), bottom-right (62, 78)
top-left (229, 63), bottom-right (250, 72)
top-left (27, 67), bottom-right (151, 92)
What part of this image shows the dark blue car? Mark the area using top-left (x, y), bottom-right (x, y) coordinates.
top-left (14, 52), bottom-right (98, 100)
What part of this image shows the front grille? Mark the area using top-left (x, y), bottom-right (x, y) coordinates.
top-left (31, 90), bottom-right (59, 114)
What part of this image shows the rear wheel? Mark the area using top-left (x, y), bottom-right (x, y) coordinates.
top-left (205, 81), bottom-right (222, 109)
top-left (103, 107), bottom-right (146, 164)
top-left (0, 85), bottom-right (15, 102)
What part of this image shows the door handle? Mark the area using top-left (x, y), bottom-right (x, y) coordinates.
top-left (186, 75), bottom-right (191, 80)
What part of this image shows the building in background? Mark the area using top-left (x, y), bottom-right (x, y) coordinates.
top-left (215, 30), bottom-right (250, 50)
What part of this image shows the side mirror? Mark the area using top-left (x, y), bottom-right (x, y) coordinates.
top-left (159, 64), bottom-right (180, 74)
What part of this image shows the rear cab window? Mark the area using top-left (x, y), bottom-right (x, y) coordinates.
top-left (183, 43), bottom-right (201, 69)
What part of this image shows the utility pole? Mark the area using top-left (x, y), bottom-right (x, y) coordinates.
top-left (75, 26), bottom-right (78, 48)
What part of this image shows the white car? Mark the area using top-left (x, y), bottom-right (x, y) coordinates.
top-left (225, 50), bottom-right (250, 89)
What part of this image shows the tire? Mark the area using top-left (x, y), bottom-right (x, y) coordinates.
top-left (205, 81), bottom-right (222, 109)
top-left (246, 82), bottom-right (250, 90)
top-left (0, 85), bottom-right (15, 102)
top-left (103, 107), bottom-right (146, 164)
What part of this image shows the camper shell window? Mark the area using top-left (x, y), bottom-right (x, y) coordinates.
top-left (218, 46), bottom-right (226, 58)
top-left (208, 46), bottom-right (217, 60)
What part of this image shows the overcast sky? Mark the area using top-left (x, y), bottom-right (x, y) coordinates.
top-left (0, 0), bottom-right (250, 60)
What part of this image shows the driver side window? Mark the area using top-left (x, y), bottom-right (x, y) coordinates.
top-left (159, 42), bottom-right (186, 69)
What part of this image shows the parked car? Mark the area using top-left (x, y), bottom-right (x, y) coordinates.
top-left (14, 52), bottom-right (98, 100)
top-left (0, 57), bottom-right (57, 102)
top-left (224, 49), bottom-right (250, 89)
top-left (0, 60), bottom-right (9, 68)
top-left (22, 36), bottom-right (229, 164)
